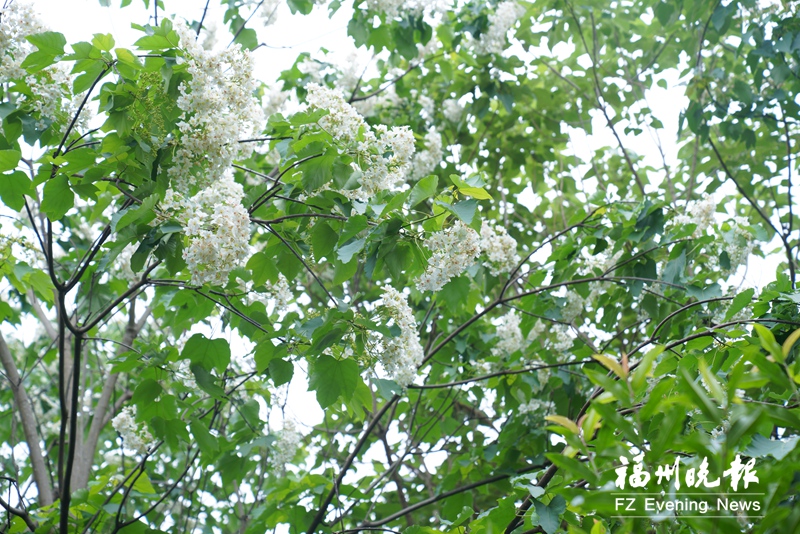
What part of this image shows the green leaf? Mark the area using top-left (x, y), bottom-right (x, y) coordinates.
top-left (409, 175), bottom-right (438, 207)
top-left (26, 31), bottom-right (67, 55)
top-left (182, 334), bottom-right (231, 374)
top-left (0, 149), bottom-right (21, 172)
top-left (458, 186), bottom-right (492, 200)
top-left (40, 175), bottom-right (74, 220)
top-left (753, 324), bottom-right (784, 363)
top-left (532, 496), bottom-right (566, 534)
top-left (337, 238), bottom-right (365, 264)
top-left (311, 221), bottom-right (338, 261)
top-left (268, 358), bottom-right (294, 386)
top-left (113, 194), bottom-right (158, 231)
top-left (337, 215), bottom-right (368, 246)
top-left (247, 251), bottom-right (279, 287)
top-left (190, 420), bottom-right (219, 456)
top-left (233, 27), bottom-right (258, 50)
top-left (190, 363), bottom-right (225, 399)
top-left (449, 199), bottom-right (478, 224)
top-left (744, 434), bottom-right (800, 460)
top-left (0, 171), bottom-right (32, 211)
top-left (680, 368), bottom-right (722, 424)
top-left (308, 355), bottom-right (359, 408)
top-left (132, 378), bottom-right (162, 406)
top-left (92, 33), bottom-right (115, 51)
top-left (254, 342), bottom-right (286, 372)
top-left (725, 288), bottom-right (754, 321)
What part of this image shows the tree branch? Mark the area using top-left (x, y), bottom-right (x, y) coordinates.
top-left (0, 332), bottom-right (54, 506)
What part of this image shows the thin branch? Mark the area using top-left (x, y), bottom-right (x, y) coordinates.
top-left (0, 494), bottom-right (38, 532)
top-left (360, 463), bottom-right (547, 527)
top-left (0, 332), bottom-right (54, 506)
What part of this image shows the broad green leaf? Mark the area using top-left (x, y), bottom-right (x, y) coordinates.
top-left (182, 334), bottom-right (231, 374)
top-left (725, 288), bottom-right (754, 321)
top-left (0, 149), bottom-right (21, 172)
top-left (190, 420), bottom-right (219, 456)
top-left (744, 434), bottom-right (800, 460)
top-left (0, 171), bottom-right (31, 211)
top-left (592, 354), bottom-right (626, 379)
top-left (268, 358), bottom-right (294, 386)
top-left (409, 175), bottom-right (438, 207)
top-left (337, 238), bottom-right (365, 263)
top-left (544, 415), bottom-right (579, 434)
top-left (40, 175), bottom-right (74, 220)
top-left (754, 324), bottom-right (784, 363)
top-left (308, 355), bottom-right (359, 408)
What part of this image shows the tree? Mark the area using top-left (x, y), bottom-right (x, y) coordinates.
top-left (1, 0), bottom-right (799, 532)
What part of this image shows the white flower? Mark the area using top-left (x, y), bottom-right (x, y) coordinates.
top-left (561, 290), bottom-right (584, 323)
top-left (0, 1), bottom-right (48, 82)
top-left (550, 325), bottom-right (573, 352)
top-left (270, 421), bottom-right (301, 470)
top-left (479, 221), bottom-right (520, 275)
top-left (253, 273), bottom-right (293, 312)
top-left (307, 83), bottom-right (368, 144)
top-left (380, 286), bottom-right (424, 387)
top-left (672, 193), bottom-right (717, 237)
top-left (335, 51), bottom-right (363, 93)
top-left (475, 1), bottom-right (525, 55)
top-left (114, 243), bottom-right (139, 282)
top-left (722, 217), bottom-right (754, 271)
top-left (412, 129), bottom-right (443, 179)
top-left (443, 98), bottom-right (462, 123)
top-left (365, 0), bottom-right (449, 18)
top-left (491, 310), bottom-right (526, 356)
top-left (518, 398), bottom-right (555, 416)
top-left (263, 82), bottom-right (290, 118)
top-left (160, 173), bottom-right (251, 286)
top-left (416, 221), bottom-right (481, 292)
top-left (298, 56), bottom-right (324, 82)
top-left (112, 406), bottom-right (153, 454)
top-left (170, 22), bottom-right (264, 192)
top-left (260, 0), bottom-right (282, 26)
top-left (306, 83), bottom-right (415, 200)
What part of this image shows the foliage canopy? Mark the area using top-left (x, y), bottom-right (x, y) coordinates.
top-left (1, 0), bottom-right (800, 533)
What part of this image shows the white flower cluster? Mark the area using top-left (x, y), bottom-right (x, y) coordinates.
top-left (239, 273), bottom-right (293, 312)
top-left (550, 324), bottom-right (573, 352)
top-left (263, 83), bottom-right (290, 119)
top-left (352, 84), bottom-right (401, 118)
top-left (0, 1), bottom-right (47, 82)
top-left (0, 2), bottom-right (89, 134)
top-left (111, 406), bottom-right (153, 454)
top-left (442, 98), bottom-right (463, 123)
top-left (491, 310), bottom-right (526, 357)
top-left (170, 22), bottom-right (264, 192)
top-left (672, 193), bottom-right (717, 237)
top-left (412, 129), bottom-right (443, 179)
top-left (306, 83), bottom-right (415, 200)
top-left (416, 221), bottom-right (481, 292)
top-left (475, 1), bottom-right (525, 55)
top-left (161, 174), bottom-right (251, 286)
top-left (260, 0), bottom-right (282, 26)
top-left (335, 51), bottom-right (363, 94)
top-left (479, 221), bottom-right (521, 276)
top-left (518, 397), bottom-right (555, 416)
top-left (561, 290), bottom-right (584, 323)
top-left (298, 56), bottom-right (324, 82)
top-left (380, 286), bottom-right (424, 387)
top-left (113, 243), bottom-right (138, 282)
top-left (270, 421), bottom-right (301, 470)
top-left (365, 0), bottom-right (449, 18)
top-left (722, 217), bottom-right (754, 271)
